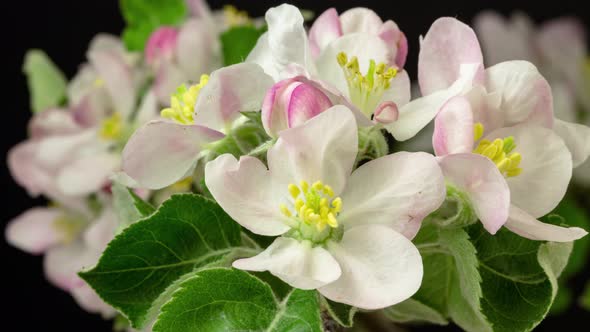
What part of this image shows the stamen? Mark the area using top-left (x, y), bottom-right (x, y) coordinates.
top-left (472, 123), bottom-right (523, 178)
top-left (100, 112), bottom-right (123, 140)
top-left (223, 5), bottom-right (250, 27)
top-left (337, 52), bottom-right (398, 117)
top-left (161, 74), bottom-right (209, 125)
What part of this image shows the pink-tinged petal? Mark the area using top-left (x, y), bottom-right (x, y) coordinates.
top-left (320, 224), bottom-right (423, 309)
top-left (373, 102), bottom-right (398, 124)
top-left (67, 64), bottom-right (97, 106)
top-left (387, 63), bottom-right (480, 141)
top-left (135, 89), bottom-right (159, 124)
top-left (194, 63), bottom-right (274, 131)
top-left (29, 109), bottom-right (81, 138)
top-left (339, 8), bottom-right (383, 34)
top-left (44, 242), bottom-right (101, 291)
top-left (71, 91), bottom-right (111, 128)
top-left (379, 20), bottom-right (407, 68)
top-left (433, 96), bottom-right (474, 156)
top-left (381, 70), bottom-right (411, 107)
top-left (87, 34), bottom-right (125, 54)
top-left (309, 8), bottom-right (343, 58)
top-left (88, 48), bottom-right (136, 117)
top-left (70, 284), bottom-right (116, 317)
top-left (57, 152), bottom-right (120, 196)
top-left (145, 27), bottom-right (179, 65)
top-left (553, 119), bottom-right (590, 168)
top-left (339, 152), bottom-right (445, 239)
top-left (5, 207), bottom-right (63, 254)
top-left (484, 61), bottom-right (553, 129)
top-left (154, 61), bottom-right (186, 105)
top-left (35, 129), bottom-right (97, 168)
top-left (505, 205), bottom-right (587, 242)
top-left (246, 4), bottom-right (313, 81)
top-left (122, 120), bottom-right (224, 190)
top-left (83, 208), bottom-right (117, 252)
top-left (205, 154), bottom-right (290, 236)
top-left (233, 237), bottom-right (341, 290)
top-left (177, 19), bottom-right (220, 77)
top-left (7, 141), bottom-right (52, 196)
top-left (486, 124), bottom-right (572, 218)
top-left (268, 105), bottom-right (358, 196)
top-left (186, 0), bottom-right (211, 18)
top-left (438, 154), bottom-right (510, 234)
top-left (419, 17), bottom-right (484, 95)
top-left (262, 78), bottom-right (292, 136)
top-left (473, 11), bottom-right (536, 66)
top-left (316, 33), bottom-right (390, 99)
top-left (287, 82), bottom-right (333, 128)
top-left (464, 85), bottom-right (503, 132)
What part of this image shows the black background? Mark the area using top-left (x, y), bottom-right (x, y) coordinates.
top-left (2, 0), bottom-right (589, 330)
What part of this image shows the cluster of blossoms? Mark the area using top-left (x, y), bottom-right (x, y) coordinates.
top-left (6, 1), bottom-right (590, 330)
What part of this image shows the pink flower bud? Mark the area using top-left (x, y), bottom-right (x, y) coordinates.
top-left (145, 27), bottom-right (179, 66)
top-left (262, 77), bottom-right (334, 137)
top-left (373, 101), bottom-right (399, 124)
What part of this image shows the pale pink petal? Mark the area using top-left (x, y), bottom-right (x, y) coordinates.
top-left (339, 8), bottom-right (383, 34)
top-left (320, 224), bottom-right (422, 309)
top-left (418, 17), bottom-right (484, 95)
top-left (484, 61), bottom-right (554, 129)
top-left (438, 154), bottom-right (510, 234)
top-left (373, 102), bottom-right (399, 124)
top-left (145, 27), bottom-right (178, 65)
top-left (433, 96), bottom-right (474, 156)
top-left (29, 109), bottom-right (81, 138)
top-left (379, 20), bottom-right (407, 68)
top-left (7, 141), bottom-right (52, 196)
top-left (381, 70), bottom-right (411, 107)
top-left (486, 124), bottom-right (572, 218)
top-left (268, 105), bottom-right (358, 196)
top-left (70, 284), bottom-right (116, 317)
top-left (154, 61), bottom-right (186, 105)
top-left (233, 237), bottom-right (341, 290)
top-left (194, 63), bottom-right (274, 131)
top-left (205, 154), bottom-right (290, 236)
top-left (339, 152), bottom-right (445, 239)
top-left (387, 63), bottom-right (480, 141)
top-left (122, 120), bottom-right (224, 190)
top-left (473, 11), bottom-right (536, 66)
top-left (177, 19), bottom-right (220, 77)
top-left (309, 8), bottom-right (343, 58)
top-left (83, 208), bottom-right (118, 252)
top-left (135, 89), bottom-right (159, 124)
top-left (505, 205), bottom-right (587, 242)
top-left (5, 207), bottom-right (63, 254)
top-left (44, 242), bottom-right (100, 291)
top-left (56, 152), bottom-right (120, 196)
top-left (553, 119), bottom-right (590, 168)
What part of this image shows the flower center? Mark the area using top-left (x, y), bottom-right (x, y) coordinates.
top-left (100, 112), bottom-right (124, 140)
top-left (223, 5), bottom-right (250, 27)
top-left (337, 52), bottom-right (398, 117)
top-left (53, 214), bottom-right (85, 244)
top-left (161, 74), bottom-right (209, 125)
top-left (473, 122), bottom-right (522, 178)
top-left (280, 180), bottom-right (342, 242)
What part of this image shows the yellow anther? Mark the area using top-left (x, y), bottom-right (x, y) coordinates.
top-left (312, 181), bottom-right (324, 191)
top-left (473, 123), bottom-right (523, 178)
top-left (223, 5), bottom-right (250, 27)
top-left (294, 198), bottom-right (305, 211)
top-left (99, 112), bottom-right (123, 140)
top-left (473, 122), bottom-right (484, 141)
top-left (288, 184), bottom-right (301, 199)
top-left (337, 52), bottom-right (399, 116)
top-left (280, 204), bottom-right (292, 217)
top-left (93, 78), bottom-right (105, 88)
top-left (323, 185), bottom-right (334, 197)
top-left (300, 180), bottom-right (309, 193)
top-left (327, 213), bottom-right (338, 228)
top-left (331, 197), bottom-right (342, 213)
top-left (171, 177), bottom-right (193, 192)
top-left (161, 75), bottom-right (209, 125)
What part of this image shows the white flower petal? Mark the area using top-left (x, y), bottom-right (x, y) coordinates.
top-left (44, 242), bottom-right (100, 291)
top-left (319, 224), bottom-right (423, 309)
top-left (205, 154), bottom-right (290, 236)
top-left (122, 120), bottom-right (224, 190)
top-left (339, 8), bottom-right (383, 34)
top-left (432, 96), bottom-right (474, 156)
top-left (308, 8), bottom-right (343, 58)
top-left (267, 105), bottom-right (358, 196)
top-left (380, 70), bottom-right (411, 107)
top-left (5, 207), bottom-right (63, 254)
top-left (70, 284), bottom-right (116, 317)
top-left (505, 205), bottom-right (587, 242)
top-left (553, 118), bottom-right (590, 168)
top-left (339, 152), bottom-right (445, 239)
top-left (57, 152), bottom-right (120, 196)
top-left (486, 124), bottom-right (572, 218)
top-left (233, 237), bottom-right (341, 290)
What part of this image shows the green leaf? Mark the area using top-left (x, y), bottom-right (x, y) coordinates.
top-left (384, 298), bottom-right (448, 325)
top-left (153, 268), bottom-right (323, 332)
top-left (120, 0), bottom-right (188, 51)
top-left (321, 297), bottom-right (357, 327)
top-left (220, 25), bottom-right (267, 65)
top-left (22, 50), bottom-right (67, 113)
top-left (79, 194), bottom-right (249, 329)
top-left (467, 224), bottom-right (572, 332)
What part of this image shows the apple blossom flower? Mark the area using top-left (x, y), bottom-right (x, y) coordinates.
top-left (5, 200), bottom-right (117, 317)
top-left (433, 95), bottom-right (587, 242)
top-left (205, 106), bottom-right (446, 309)
top-left (246, 4), bottom-right (480, 141)
top-left (121, 62), bottom-right (274, 190)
